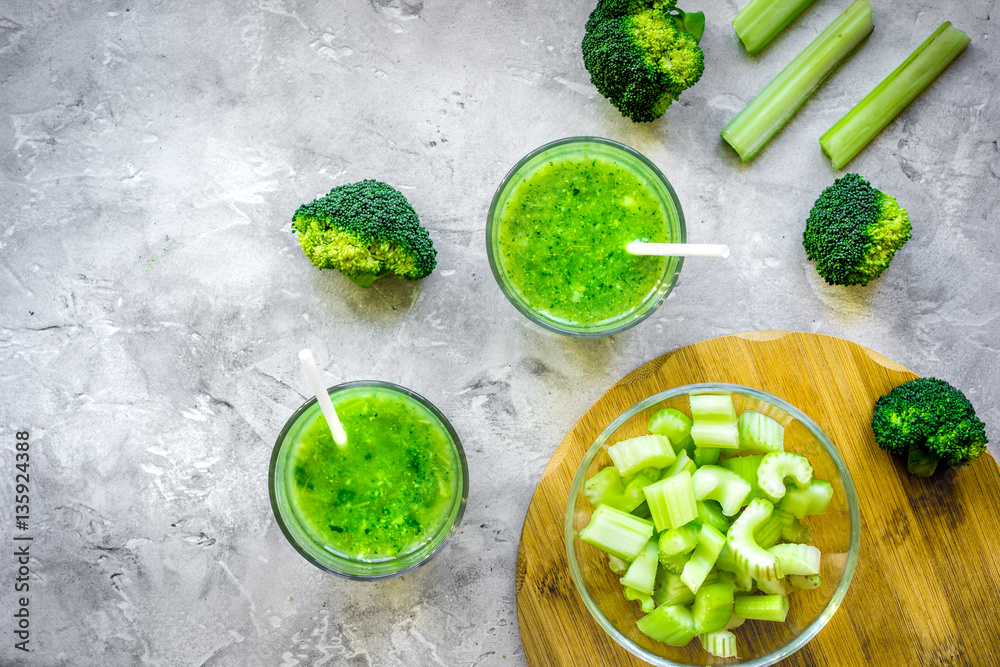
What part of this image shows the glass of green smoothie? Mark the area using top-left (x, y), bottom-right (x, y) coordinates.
top-left (269, 381), bottom-right (468, 580)
top-left (487, 137), bottom-right (686, 337)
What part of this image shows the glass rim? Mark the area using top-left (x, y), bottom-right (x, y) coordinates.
top-left (564, 382), bottom-right (861, 666)
top-left (486, 136), bottom-right (686, 338)
top-left (269, 379), bottom-right (469, 581)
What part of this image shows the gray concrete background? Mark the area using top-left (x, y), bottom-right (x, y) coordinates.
top-left (0, 0), bottom-right (997, 665)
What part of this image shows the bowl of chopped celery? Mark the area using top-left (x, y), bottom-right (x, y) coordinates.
top-left (565, 383), bottom-right (860, 666)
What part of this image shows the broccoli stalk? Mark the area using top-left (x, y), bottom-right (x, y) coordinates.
top-left (871, 377), bottom-right (989, 477)
top-left (582, 0), bottom-right (706, 123)
top-left (801, 173), bottom-right (911, 286)
top-left (731, 0), bottom-right (818, 55)
top-left (720, 0), bottom-right (873, 162)
top-left (292, 179), bottom-right (437, 287)
top-left (820, 22), bottom-right (971, 169)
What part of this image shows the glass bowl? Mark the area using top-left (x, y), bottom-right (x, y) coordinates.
top-left (269, 380), bottom-right (469, 581)
top-left (565, 383), bottom-right (860, 665)
top-left (486, 136), bottom-right (686, 337)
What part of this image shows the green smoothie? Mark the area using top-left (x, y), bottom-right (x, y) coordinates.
top-left (283, 385), bottom-right (459, 560)
top-left (496, 154), bottom-right (671, 327)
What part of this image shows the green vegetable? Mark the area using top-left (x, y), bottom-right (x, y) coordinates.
top-left (756, 451), bottom-right (813, 501)
top-left (731, 0), bottom-right (818, 54)
top-left (579, 504), bottom-right (655, 561)
top-left (637, 604), bottom-right (698, 645)
top-left (680, 524), bottom-right (727, 593)
top-left (737, 410), bottom-right (784, 454)
top-left (608, 434), bottom-right (676, 477)
top-left (700, 629), bottom-right (738, 658)
top-left (733, 593), bottom-right (789, 622)
top-left (726, 498), bottom-right (781, 580)
top-left (871, 377), bottom-right (988, 477)
top-left (644, 470), bottom-right (698, 532)
top-left (581, 0), bottom-right (706, 122)
top-left (292, 179), bottom-right (437, 286)
top-left (691, 581), bottom-right (735, 633)
top-left (689, 393), bottom-right (739, 449)
top-left (720, 0), bottom-right (873, 162)
top-left (802, 173), bottom-right (911, 286)
top-left (621, 538), bottom-right (660, 594)
top-left (820, 22), bottom-right (971, 169)
top-left (691, 465), bottom-right (752, 516)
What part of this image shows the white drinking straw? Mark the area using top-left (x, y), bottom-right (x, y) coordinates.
top-left (298, 348), bottom-right (347, 447)
top-left (626, 241), bottom-right (731, 258)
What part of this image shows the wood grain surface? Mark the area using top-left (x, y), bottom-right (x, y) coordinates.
top-left (515, 331), bottom-right (1000, 667)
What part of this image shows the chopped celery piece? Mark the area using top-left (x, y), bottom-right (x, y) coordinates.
top-left (732, 0), bottom-right (818, 54)
top-left (654, 569), bottom-right (696, 607)
top-left (727, 498), bottom-right (781, 580)
top-left (693, 446), bottom-right (723, 466)
top-left (658, 522), bottom-right (700, 558)
top-left (769, 543), bottom-right (821, 576)
top-left (584, 467), bottom-right (625, 509)
top-left (621, 538), bottom-right (659, 595)
top-left (608, 554), bottom-right (630, 576)
top-left (700, 628), bottom-right (739, 658)
top-left (644, 470), bottom-right (698, 532)
top-left (579, 505), bottom-right (654, 562)
top-left (820, 22), bottom-right (971, 169)
top-left (648, 407), bottom-right (693, 444)
top-left (772, 508), bottom-right (811, 544)
top-left (681, 524), bottom-right (726, 593)
top-left (689, 393), bottom-right (737, 421)
top-left (737, 410), bottom-right (785, 454)
top-left (721, 0), bottom-right (874, 162)
top-left (692, 581), bottom-right (735, 633)
top-left (692, 465), bottom-right (752, 516)
top-left (788, 573), bottom-right (822, 590)
top-left (757, 451), bottom-right (813, 501)
top-left (659, 550), bottom-right (692, 575)
top-left (734, 594), bottom-right (790, 622)
top-left (778, 478), bottom-right (833, 518)
top-left (753, 510), bottom-right (784, 550)
top-left (637, 604), bottom-right (698, 646)
top-left (725, 612), bottom-right (746, 630)
top-left (624, 586), bottom-right (656, 613)
top-left (664, 449), bottom-right (698, 479)
top-left (720, 454), bottom-right (767, 506)
top-left (696, 500), bottom-right (731, 534)
top-left (692, 423), bottom-right (739, 449)
top-left (608, 434), bottom-right (676, 478)
top-left (756, 575), bottom-right (792, 596)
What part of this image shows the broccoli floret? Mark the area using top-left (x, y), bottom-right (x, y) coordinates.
top-left (871, 377), bottom-right (989, 477)
top-left (802, 173), bottom-right (912, 286)
top-left (582, 0), bottom-right (706, 123)
top-left (292, 179), bottom-right (437, 287)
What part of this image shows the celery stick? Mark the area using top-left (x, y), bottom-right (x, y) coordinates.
top-left (820, 22), bottom-right (971, 169)
top-left (691, 423), bottom-right (740, 449)
top-left (579, 505), bottom-right (654, 562)
top-left (664, 449), bottom-right (698, 479)
top-left (721, 0), bottom-right (874, 162)
top-left (756, 451), bottom-right (813, 501)
top-left (734, 594), bottom-right (790, 622)
top-left (624, 586), bottom-right (656, 613)
top-left (689, 394), bottom-right (737, 422)
top-left (658, 522), bottom-right (700, 558)
top-left (732, 0), bottom-right (818, 54)
top-left (756, 574), bottom-right (792, 596)
top-left (768, 543), bottom-right (821, 576)
top-left (648, 407), bottom-right (693, 444)
top-left (608, 434), bottom-right (676, 478)
top-left (700, 629), bottom-right (739, 658)
top-left (692, 465), bottom-right (752, 516)
top-left (608, 554), bottom-right (630, 576)
top-left (654, 569), bottom-right (696, 606)
top-left (621, 538), bottom-right (660, 595)
top-left (659, 550), bottom-right (692, 575)
top-left (681, 524), bottom-right (727, 593)
top-left (726, 498), bottom-right (781, 580)
top-left (737, 410), bottom-right (785, 454)
top-left (777, 478), bottom-right (833, 518)
top-left (644, 470), bottom-right (698, 532)
top-left (584, 467), bottom-right (625, 509)
top-left (637, 604), bottom-right (698, 646)
top-left (693, 446), bottom-right (723, 466)
top-left (696, 499), bottom-right (731, 534)
top-left (753, 510), bottom-right (784, 550)
top-left (692, 581), bottom-right (735, 633)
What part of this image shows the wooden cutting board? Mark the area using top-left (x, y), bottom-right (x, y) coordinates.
top-left (515, 331), bottom-right (1000, 667)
